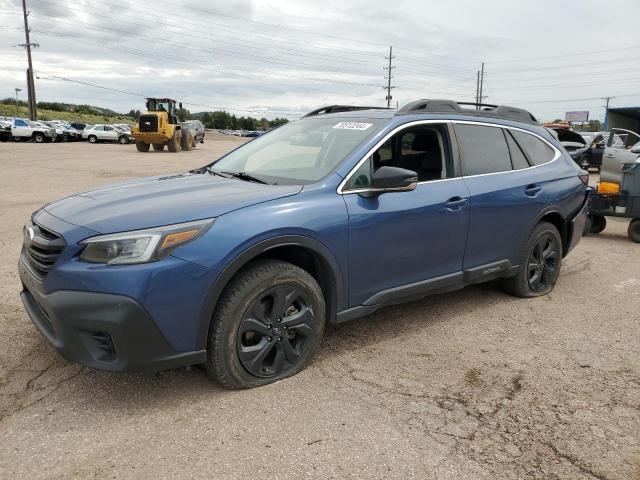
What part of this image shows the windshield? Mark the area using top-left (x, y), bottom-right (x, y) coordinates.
top-left (209, 117), bottom-right (384, 184)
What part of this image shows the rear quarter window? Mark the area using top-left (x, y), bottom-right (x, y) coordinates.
top-left (511, 130), bottom-right (556, 166)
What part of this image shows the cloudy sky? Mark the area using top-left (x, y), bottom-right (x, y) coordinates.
top-left (1, 0), bottom-right (639, 120)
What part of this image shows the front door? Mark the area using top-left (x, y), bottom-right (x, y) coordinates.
top-left (342, 123), bottom-right (470, 307)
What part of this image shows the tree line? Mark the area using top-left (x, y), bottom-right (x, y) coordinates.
top-left (1, 98), bottom-right (290, 130)
top-left (194, 110), bottom-right (288, 131)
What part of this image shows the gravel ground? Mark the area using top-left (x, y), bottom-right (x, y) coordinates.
top-left (0, 136), bottom-right (638, 479)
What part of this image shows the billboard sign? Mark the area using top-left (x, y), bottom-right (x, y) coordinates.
top-left (565, 111), bottom-right (589, 123)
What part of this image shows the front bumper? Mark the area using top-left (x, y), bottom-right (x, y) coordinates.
top-left (19, 278), bottom-right (206, 372)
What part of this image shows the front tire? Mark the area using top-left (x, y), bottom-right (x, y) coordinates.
top-left (118, 135), bottom-right (129, 145)
top-left (33, 132), bottom-right (45, 143)
top-left (135, 141), bottom-right (150, 152)
top-left (502, 222), bottom-right (562, 298)
top-left (88, 135), bottom-right (98, 144)
top-left (205, 260), bottom-right (325, 389)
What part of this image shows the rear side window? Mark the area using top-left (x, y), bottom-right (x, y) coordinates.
top-left (456, 124), bottom-right (512, 176)
top-left (511, 130), bottom-right (555, 165)
top-left (505, 131), bottom-right (531, 170)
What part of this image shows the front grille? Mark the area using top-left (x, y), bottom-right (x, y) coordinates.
top-left (22, 221), bottom-right (66, 281)
top-left (139, 114), bottom-right (158, 132)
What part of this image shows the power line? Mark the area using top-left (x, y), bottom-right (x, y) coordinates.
top-left (489, 56), bottom-right (640, 75)
top-left (488, 45), bottom-right (640, 64)
top-left (37, 74), bottom-right (307, 116)
top-left (31, 29), bottom-right (384, 88)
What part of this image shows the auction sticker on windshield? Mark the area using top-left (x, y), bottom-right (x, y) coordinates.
top-left (332, 122), bottom-right (373, 130)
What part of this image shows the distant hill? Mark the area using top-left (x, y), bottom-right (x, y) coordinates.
top-left (0, 100), bottom-right (134, 124)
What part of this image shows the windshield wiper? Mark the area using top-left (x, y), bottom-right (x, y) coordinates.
top-left (204, 167), bottom-right (233, 178)
top-left (220, 171), bottom-right (269, 184)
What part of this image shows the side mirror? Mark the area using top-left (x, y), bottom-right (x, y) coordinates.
top-left (631, 144), bottom-right (640, 154)
top-left (595, 141), bottom-right (604, 148)
top-left (360, 166), bottom-right (418, 197)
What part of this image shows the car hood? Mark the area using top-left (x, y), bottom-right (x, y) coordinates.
top-left (44, 172), bottom-right (302, 234)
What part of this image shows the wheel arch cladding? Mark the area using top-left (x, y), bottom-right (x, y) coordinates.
top-left (539, 211), bottom-right (568, 255)
top-left (196, 236), bottom-right (343, 350)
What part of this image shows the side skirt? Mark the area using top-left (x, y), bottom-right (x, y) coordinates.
top-left (333, 260), bottom-right (518, 324)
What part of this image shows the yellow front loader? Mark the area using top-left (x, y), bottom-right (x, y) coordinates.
top-left (131, 98), bottom-right (194, 152)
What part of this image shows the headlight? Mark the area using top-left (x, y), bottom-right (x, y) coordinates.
top-left (79, 218), bottom-right (214, 265)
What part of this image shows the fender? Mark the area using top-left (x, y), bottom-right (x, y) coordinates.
top-left (194, 235), bottom-right (345, 350)
top-left (529, 204), bottom-right (570, 254)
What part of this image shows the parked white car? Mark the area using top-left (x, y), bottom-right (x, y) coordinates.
top-left (11, 118), bottom-right (57, 143)
top-left (82, 124), bottom-right (131, 144)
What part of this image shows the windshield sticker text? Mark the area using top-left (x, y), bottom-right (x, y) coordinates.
top-left (332, 122), bottom-right (373, 131)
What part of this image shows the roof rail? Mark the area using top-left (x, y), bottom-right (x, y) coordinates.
top-left (396, 99), bottom-right (538, 124)
top-left (303, 105), bottom-right (389, 117)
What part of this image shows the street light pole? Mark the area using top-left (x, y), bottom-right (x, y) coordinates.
top-left (14, 88), bottom-right (22, 117)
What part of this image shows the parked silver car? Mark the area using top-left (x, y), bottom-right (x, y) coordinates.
top-left (82, 124), bottom-right (131, 144)
top-left (601, 128), bottom-right (640, 185)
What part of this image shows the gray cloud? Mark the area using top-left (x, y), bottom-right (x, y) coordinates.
top-left (1, 0), bottom-right (639, 120)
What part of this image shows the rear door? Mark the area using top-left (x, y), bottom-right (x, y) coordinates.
top-left (102, 125), bottom-right (118, 141)
top-left (455, 122), bottom-right (556, 271)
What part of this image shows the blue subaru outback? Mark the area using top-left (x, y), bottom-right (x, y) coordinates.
top-left (19, 100), bottom-right (588, 389)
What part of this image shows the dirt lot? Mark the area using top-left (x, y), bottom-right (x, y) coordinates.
top-left (0, 135), bottom-right (638, 479)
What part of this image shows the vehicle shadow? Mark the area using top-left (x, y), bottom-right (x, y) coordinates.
top-left (56, 280), bottom-right (511, 414)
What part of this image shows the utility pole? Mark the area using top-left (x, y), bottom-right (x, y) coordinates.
top-left (20, 0), bottom-right (38, 120)
top-left (475, 70), bottom-right (480, 108)
top-left (383, 46), bottom-right (395, 108)
top-left (14, 88), bottom-right (22, 117)
top-left (601, 96), bottom-right (614, 131)
top-left (478, 62), bottom-right (485, 106)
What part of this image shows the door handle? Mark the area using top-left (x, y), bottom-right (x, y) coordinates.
top-left (525, 184), bottom-right (542, 197)
top-left (604, 153), bottom-right (616, 158)
top-left (446, 196), bottom-right (468, 211)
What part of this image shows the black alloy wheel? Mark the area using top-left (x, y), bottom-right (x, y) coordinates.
top-left (237, 285), bottom-right (315, 378)
top-left (527, 233), bottom-right (560, 293)
top-left (206, 259), bottom-right (325, 389)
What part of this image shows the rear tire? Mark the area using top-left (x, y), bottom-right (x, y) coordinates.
top-left (152, 143), bottom-right (165, 151)
top-left (589, 215), bottom-right (606, 234)
top-left (205, 260), bottom-right (325, 389)
top-left (180, 130), bottom-right (193, 151)
top-left (167, 131), bottom-right (180, 152)
top-left (628, 219), bottom-right (640, 243)
top-left (135, 141), bottom-right (150, 152)
top-left (502, 222), bottom-right (562, 298)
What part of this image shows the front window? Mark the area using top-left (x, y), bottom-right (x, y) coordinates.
top-left (343, 123), bottom-right (451, 191)
top-left (209, 117), bottom-right (385, 184)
